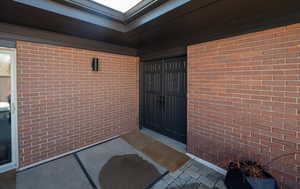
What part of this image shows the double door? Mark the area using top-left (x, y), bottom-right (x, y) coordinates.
top-left (141, 56), bottom-right (187, 143)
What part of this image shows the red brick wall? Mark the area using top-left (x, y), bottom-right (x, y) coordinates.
top-left (17, 41), bottom-right (139, 167)
top-left (187, 23), bottom-right (300, 188)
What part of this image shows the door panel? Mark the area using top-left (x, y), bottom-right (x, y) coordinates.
top-left (142, 56), bottom-right (187, 143)
top-left (143, 61), bottom-right (163, 132)
top-left (162, 57), bottom-right (187, 142)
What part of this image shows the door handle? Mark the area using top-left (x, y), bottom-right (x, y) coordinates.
top-left (158, 96), bottom-right (165, 111)
top-left (157, 96), bottom-right (162, 104)
top-left (162, 96), bottom-right (165, 104)
top-left (162, 96), bottom-right (165, 112)
top-left (158, 96), bottom-right (164, 103)
top-left (11, 102), bottom-right (15, 114)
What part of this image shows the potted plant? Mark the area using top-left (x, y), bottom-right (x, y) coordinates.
top-left (224, 159), bottom-right (278, 189)
top-left (223, 152), bottom-right (300, 189)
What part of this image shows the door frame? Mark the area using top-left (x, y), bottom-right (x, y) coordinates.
top-left (0, 47), bottom-right (18, 173)
top-left (139, 55), bottom-right (187, 143)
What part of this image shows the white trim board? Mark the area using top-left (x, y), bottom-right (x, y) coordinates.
top-left (186, 153), bottom-right (227, 175)
top-left (18, 135), bottom-right (120, 172)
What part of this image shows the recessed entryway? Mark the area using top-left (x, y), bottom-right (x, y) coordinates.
top-left (141, 56), bottom-right (187, 143)
top-left (0, 47), bottom-right (18, 174)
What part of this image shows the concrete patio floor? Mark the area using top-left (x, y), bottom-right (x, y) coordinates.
top-left (17, 155), bottom-right (93, 189)
top-left (16, 129), bottom-right (227, 189)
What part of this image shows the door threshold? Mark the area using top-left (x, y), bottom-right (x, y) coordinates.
top-left (0, 169), bottom-right (16, 189)
top-left (140, 128), bottom-right (187, 154)
top-left (0, 169), bottom-right (16, 176)
top-left (0, 163), bottom-right (17, 174)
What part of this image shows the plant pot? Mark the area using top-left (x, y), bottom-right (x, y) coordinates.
top-left (246, 176), bottom-right (277, 189)
top-left (224, 170), bottom-right (278, 189)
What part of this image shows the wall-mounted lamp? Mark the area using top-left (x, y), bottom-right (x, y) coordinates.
top-left (92, 58), bottom-right (100, 72)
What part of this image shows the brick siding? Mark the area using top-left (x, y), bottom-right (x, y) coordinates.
top-left (187, 23), bottom-right (300, 189)
top-left (16, 41), bottom-right (139, 167)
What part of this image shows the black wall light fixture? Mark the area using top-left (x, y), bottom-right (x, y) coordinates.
top-left (92, 58), bottom-right (100, 71)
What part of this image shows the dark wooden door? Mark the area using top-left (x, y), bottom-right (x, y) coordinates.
top-left (143, 60), bottom-right (163, 132)
top-left (142, 56), bottom-right (187, 143)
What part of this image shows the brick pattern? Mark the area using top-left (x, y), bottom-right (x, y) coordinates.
top-left (187, 23), bottom-right (300, 188)
top-left (17, 41), bottom-right (139, 167)
top-left (151, 159), bottom-right (225, 189)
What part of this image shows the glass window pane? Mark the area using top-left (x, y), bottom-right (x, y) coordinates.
top-left (0, 52), bottom-right (12, 166)
top-left (91, 0), bottom-right (143, 13)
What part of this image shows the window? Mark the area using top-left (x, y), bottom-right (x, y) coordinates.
top-left (0, 53), bottom-right (11, 76)
top-left (91, 0), bottom-right (143, 13)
